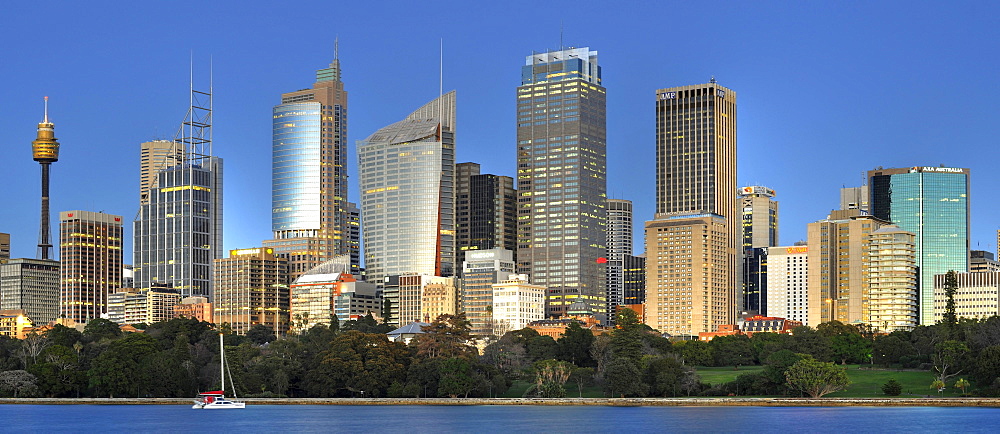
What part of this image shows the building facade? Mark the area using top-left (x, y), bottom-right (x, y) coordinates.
top-left (139, 140), bottom-right (184, 205)
top-left (743, 247), bottom-right (767, 315)
top-left (461, 249), bottom-right (516, 336)
top-left (869, 166), bottom-right (970, 325)
top-left (359, 92), bottom-right (456, 284)
top-left (59, 210), bottom-right (123, 324)
top-left (739, 186), bottom-right (778, 249)
top-left (644, 213), bottom-right (732, 338)
top-left (0, 259), bottom-right (59, 324)
top-left (764, 246), bottom-right (811, 325)
top-left (289, 259), bottom-right (380, 332)
top-left (970, 250), bottom-right (1000, 273)
top-left (655, 81), bottom-right (738, 324)
top-left (516, 47), bottom-right (607, 318)
top-left (421, 277), bottom-right (460, 323)
top-left (134, 157), bottom-right (223, 299)
top-left (623, 254), bottom-right (646, 305)
top-left (466, 174), bottom-right (517, 263)
top-left (264, 54), bottom-right (354, 281)
top-left (0, 233), bottom-right (9, 264)
top-left (492, 274), bottom-right (545, 336)
top-left (840, 186), bottom-right (869, 213)
top-left (606, 199), bottom-right (633, 321)
top-left (934, 271), bottom-right (1000, 321)
top-left (866, 225), bottom-right (919, 331)
top-left (174, 296), bottom-right (213, 323)
top-left (213, 248), bottom-right (290, 335)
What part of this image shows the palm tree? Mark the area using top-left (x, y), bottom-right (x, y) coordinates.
top-left (954, 378), bottom-right (970, 395)
top-left (930, 380), bottom-right (946, 396)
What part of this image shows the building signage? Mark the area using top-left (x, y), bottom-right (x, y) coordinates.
top-left (786, 246), bottom-right (808, 254)
top-left (658, 91), bottom-right (677, 100)
top-left (467, 251), bottom-right (496, 260)
top-left (918, 166), bottom-right (964, 173)
top-left (717, 89), bottom-right (726, 98)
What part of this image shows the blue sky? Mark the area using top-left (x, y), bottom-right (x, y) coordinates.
top-left (1, 1), bottom-right (998, 261)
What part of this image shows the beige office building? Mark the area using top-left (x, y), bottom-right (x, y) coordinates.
top-left (491, 274), bottom-right (545, 336)
top-left (421, 277), bottom-right (460, 323)
top-left (59, 210), bottom-right (123, 324)
top-left (645, 212), bottom-right (732, 337)
top-left (765, 246), bottom-right (811, 325)
top-left (739, 186), bottom-right (778, 249)
top-left (0, 233), bottom-right (9, 264)
top-left (139, 140), bottom-right (183, 205)
top-left (655, 82), bottom-right (738, 323)
top-left (213, 248), bottom-right (290, 335)
top-left (933, 272), bottom-right (1000, 321)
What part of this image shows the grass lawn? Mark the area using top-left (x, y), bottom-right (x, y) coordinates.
top-left (696, 365), bottom-right (971, 398)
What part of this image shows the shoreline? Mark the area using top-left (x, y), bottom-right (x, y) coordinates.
top-left (2, 397), bottom-right (999, 407)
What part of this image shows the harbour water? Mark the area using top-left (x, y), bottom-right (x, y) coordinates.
top-left (2, 404), bottom-right (996, 433)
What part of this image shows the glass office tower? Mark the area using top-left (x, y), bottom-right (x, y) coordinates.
top-left (358, 92), bottom-right (456, 284)
top-left (516, 47), bottom-right (607, 319)
top-left (869, 166), bottom-right (970, 325)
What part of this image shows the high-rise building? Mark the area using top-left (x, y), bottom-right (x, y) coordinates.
top-left (743, 247), bottom-right (767, 314)
top-left (605, 199), bottom-right (633, 320)
top-left (0, 233), bottom-right (9, 264)
top-left (765, 246), bottom-right (811, 326)
top-left (971, 250), bottom-right (1000, 273)
top-left (739, 186), bottom-right (778, 249)
top-left (644, 212), bottom-right (732, 338)
top-left (867, 225), bottom-right (918, 331)
top-left (465, 173), bottom-right (517, 265)
top-left (456, 162), bottom-right (481, 265)
top-left (655, 81), bottom-right (738, 324)
top-left (0, 258), bottom-right (60, 324)
top-left (59, 211), bottom-right (124, 323)
top-left (346, 202), bottom-right (361, 275)
top-left (492, 274), bottom-right (545, 336)
top-left (840, 185), bottom-right (869, 213)
top-left (134, 86), bottom-right (222, 300)
top-left (516, 47), bottom-right (607, 318)
top-left (461, 249), bottom-right (516, 336)
top-left (32, 97), bottom-right (59, 260)
top-left (140, 140), bottom-right (184, 204)
top-left (622, 254), bottom-right (646, 305)
top-left (869, 166), bottom-right (970, 325)
top-left (358, 91), bottom-right (456, 284)
top-left (265, 52), bottom-right (353, 281)
top-left (213, 248), bottom-right (289, 335)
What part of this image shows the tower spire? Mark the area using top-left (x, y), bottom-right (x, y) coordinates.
top-left (43, 96), bottom-right (49, 123)
top-left (33, 96), bottom-right (60, 260)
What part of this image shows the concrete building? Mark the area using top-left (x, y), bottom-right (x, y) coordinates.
top-left (289, 258), bottom-right (380, 332)
top-left (0, 233), bottom-right (9, 264)
top-left (655, 81), bottom-right (739, 327)
top-left (107, 285), bottom-right (181, 325)
top-left (174, 296), bottom-right (213, 323)
top-left (466, 174), bottom-right (517, 267)
top-left (739, 186), bottom-right (778, 249)
top-left (869, 166), bottom-right (970, 325)
top-left (139, 140), bottom-right (184, 205)
top-left (644, 212), bottom-right (732, 338)
top-left (516, 47), bottom-right (607, 319)
top-left (934, 272), bottom-right (1000, 321)
top-left (0, 310), bottom-right (33, 339)
top-left (359, 92), bottom-right (456, 284)
top-left (213, 248), bottom-right (289, 335)
top-left (840, 186), bottom-right (869, 213)
top-left (0, 259), bottom-right (60, 324)
top-left (866, 226), bottom-right (919, 331)
top-left (971, 250), bottom-right (1000, 273)
top-left (461, 249), bottom-right (516, 336)
top-left (421, 276), bottom-right (460, 323)
top-left (491, 274), bottom-right (545, 336)
top-left (59, 210), bottom-right (123, 324)
top-left (765, 246), bottom-right (811, 325)
top-left (264, 53), bottom-right (354, 281)
top-left (606, 199), bottom-right (633, 322)
top-left (456, 162), bottom-right (480, 265)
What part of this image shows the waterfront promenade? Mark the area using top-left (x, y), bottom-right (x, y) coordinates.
top-left (2, 397), bottom-right (999, 406)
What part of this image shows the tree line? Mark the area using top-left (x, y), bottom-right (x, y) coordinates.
top-left (0, 309), bottom-right (998, 398)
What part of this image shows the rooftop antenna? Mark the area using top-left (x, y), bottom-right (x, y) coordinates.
top-left (710, 76), bottom-right (717, 84)
top-left (560, 20), bottom-right (564, 51)
top-left (335, 36), bottom-right (339, 60)
top-left (439, 38), bottom-right (443, 99)
top-left (43, 96), bottom-right (49, 123)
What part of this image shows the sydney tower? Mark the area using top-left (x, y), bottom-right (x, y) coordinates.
top-left (32, 97), bottom-right (59, 260)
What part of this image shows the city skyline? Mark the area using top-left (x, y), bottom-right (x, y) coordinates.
top-left (2, 2), bottom-right (999, 266)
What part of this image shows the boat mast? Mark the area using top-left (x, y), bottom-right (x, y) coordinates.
top-left (219, 332), bottom-right (225, 393)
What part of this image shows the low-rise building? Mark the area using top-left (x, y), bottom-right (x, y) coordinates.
top-left (0, 309), bottom-right (33, 339)
top-left (175, 296), bottom-right (213, 323)
top-left (933, 271), bottom-right (1000, 321)
top-left (491, 274), bottom-right (544, 335)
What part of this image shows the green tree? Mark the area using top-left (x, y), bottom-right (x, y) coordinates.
top-left (760, 350), bottom-right (808, 395)
top-left (29, 345), bottom-right (83, 397)
top-left (817, 320), bottom-right (860, 337)
top-left (88, 333), bottom-right (159, 397)
top-left (954, 378), bottom-right (970, 395)
top-left (830, 333), bottom-right (872, 365)
top-left (930, 379), bottom-right (946, 396)
top-left (881, 379), bottom-right (902, 396)
top-left (789, 326), bottom-right (832, 362)
top-left (603, 357), bottom-right (647, 397)
top-left (942, 270), bottom-right (959, 339)
top-left (610, 309), bottom-right (647, 364)
top-left (524, 359), bottom-right (573, 398)
top-left (710, 334), bottom-right (754, 367)
top-left (750, 332), bottom-right (794, 364)
top-left (873, 334), bottom-right (915, 367)
top-left (43, 324), bottom-right (83, 349)
top-left (525, 335), bottom-right (559, 362)
top-left (974, 345), bottom-right (1000, 388)
top-left (245, 324), bottom-right (277, 345)
top-left (412, 314), bottom-right (474, 360)
top-left (557, 322), bottom-right (595, 367)
top-left (569, 367), bottom-right (595, 397)
top-left (0, 370), bottom-right (39, 397)
top-left (932, 340), bottom-right (969, 383)
top-left (437, 357), bottom-right (476, 398)
top-left (82, 318), bottom-right (122, 342)
top-left (305, 331), bottom-right (410, 397)
top-left (676, 339), bottom-right (714, 366)
top-left (784, 357), bottom-right (850, 398)
top-left (644, 354), bottom-right (693, 397)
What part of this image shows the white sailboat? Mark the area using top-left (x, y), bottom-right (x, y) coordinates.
top-left (192, 333), bottom-right (246, 409)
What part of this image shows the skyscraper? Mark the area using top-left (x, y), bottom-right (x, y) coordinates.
top-left (867, 225), bottom-right (919, 331)
top-left (739, 186), bottom-right (778, 249)
top-left (0, 259), bottom-right (59, 324)
top-left (456, 162), bottom-right (481, 264)
top-left (461, 248), bottom-right (516, 336)
top-left (468, 174), bottom-right (517, 255)
top-left (265, 53), bottom-right (352, 281)
top-left (358, 91), bottom-right (456, 284)
top-left (653, 80), bottom-right (738, 326)
top-left (869, 166), bottom-right (970, 325)
top-left (606, 199), bottom-right (633, 318)
top-left (140, 140), bottom-right (184, 204)
top-left (32, 97), bottom-right (59, 260)
top-left (134, 86), bottom-right (223, 299)
top-left (59, 211), bottom-right (123, 323)
top-left (765, 245), bottom-right (811, 325)
top-left (516, 47), bottom-right (607, 318)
